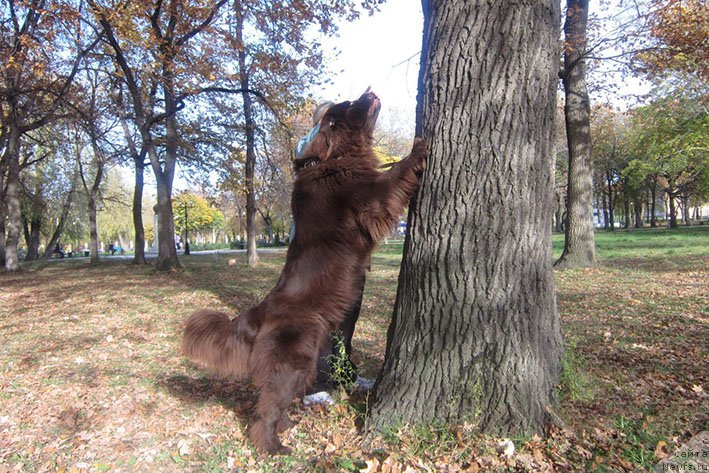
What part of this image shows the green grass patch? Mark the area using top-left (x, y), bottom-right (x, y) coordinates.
top-left (552, 225), bottom-right (709, 260)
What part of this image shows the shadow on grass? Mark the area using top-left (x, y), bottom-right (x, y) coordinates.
top-left (600, 254), bottom-right (709, 274)
top-left (157, 373), bottom-right (258, 422)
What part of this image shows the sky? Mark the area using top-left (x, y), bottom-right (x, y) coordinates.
top-left (169, 1), bottom-right (650, 191)
top-left (316, 0), bottom-right (424, 136)
top-left (314, 0), bottom-right (651, 116)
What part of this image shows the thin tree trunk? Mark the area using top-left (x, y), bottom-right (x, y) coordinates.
top-left (667, 188), bottom-right (677, 228)
top-left (22, 216), bottom-right (42, 261)
top-left (4, 126), bottom-right (23, 271)
top-left (682, 193), bottom-right (691, 226)
top-left (88, 195), bottom-right (100, 262)
top-left (0, 221), bottom-right (7, 266)
top-left (0, 148), bottom-right (9, 266)
top-left (80, 134), bottom-right (105, 263)
top-left (370, 0), bottom-right (563, 435)
top-left (235, 10), bottom-right (260, 267)
top-left (22, 176), bottom-right (45, 261)
top-left (42, 174), bottom-right (77, 259)
top-left (118, 98), bottom-right (148, 265)
top-left (132, 157), bottom-right (147, 264)
top-left (556, 0), bottom-right (595, 268)
top-left (555, 191), bottom-right (564, 233)
top-left (606, 171), bottom-right (615, 230)
top-left (650, 183), bottom-right (657, 227)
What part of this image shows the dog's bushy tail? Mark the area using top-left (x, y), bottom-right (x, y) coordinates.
top-left (182, 309), bottom-right (251, 378)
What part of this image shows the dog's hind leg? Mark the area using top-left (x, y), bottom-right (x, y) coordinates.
top-left (249, 366), bottom-right (310, 454)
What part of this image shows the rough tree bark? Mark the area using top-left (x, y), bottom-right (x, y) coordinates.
top-left (555, 0), bottom-right (596, 268)
top-left (369, 0), bottom-right (564, 435)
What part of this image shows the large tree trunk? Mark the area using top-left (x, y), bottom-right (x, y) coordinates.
top-left (370, 0), bottom-right (563, 436)
top-left (152, 53), bottom-right (181, 271)
top-left (555, 0), bottom-right (595, 268)
top-left (154, 169), bottom-right (180, 270)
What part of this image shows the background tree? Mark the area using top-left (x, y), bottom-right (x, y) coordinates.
top-left (74, 67), bottom-right (121, 263)
top-left (172, 192), bottom-right (224, 246)
top-left (556, 0), bottom-right (596, 268)
top-left (210, 0), bottom-right (384, 265)
top-left (1, 0), bottom-right (99, 271)
top-left (89, 0), bottom-right (232, 270)
top-left (370, 0), bottom-right (563, 435)
top-left (627, 94), bottom-right (708, 227)
top-left (96, 171), bottom-right (136, 249)
top-left (635, 0), bottom-right (708, 82)
top-left (591, 104), bottom-right (624, 229)
top-left (113, 82), bottom-right (149, 264)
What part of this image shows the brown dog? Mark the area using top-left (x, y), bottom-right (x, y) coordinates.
top-left (183, 90), bottom-right (427, 454)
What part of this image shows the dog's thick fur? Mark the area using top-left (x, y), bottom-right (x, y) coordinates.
top-left (183, 90), bottom-right (427, 454)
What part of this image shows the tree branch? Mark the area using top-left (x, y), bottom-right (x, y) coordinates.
top-left (176, 0), bottom-right (229, 47)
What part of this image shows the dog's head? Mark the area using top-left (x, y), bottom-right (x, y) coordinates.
top-left (294, 89), bottom-right (380, 172)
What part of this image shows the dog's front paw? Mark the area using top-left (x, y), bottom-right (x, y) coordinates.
top-left (409, 138), bottom-right (429, 174)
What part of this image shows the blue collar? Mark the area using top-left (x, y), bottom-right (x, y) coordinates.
top-left (295, 123), bottom-right (321, 159)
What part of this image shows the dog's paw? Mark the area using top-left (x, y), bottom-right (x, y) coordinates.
top-left (409, 138), bottom-right (429, 174)
top-left (276, 413), bottom-right (294, 433)
top-left (411, 138), bottom-right (428, 158)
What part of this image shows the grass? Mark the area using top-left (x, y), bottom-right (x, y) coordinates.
top-left (0, 226), bottom-right (707, 472)
top-left (552, 225), bottom-right (709, 260)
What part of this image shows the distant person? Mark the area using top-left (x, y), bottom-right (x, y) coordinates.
top-left (53, 243), bottom-right (65, 258)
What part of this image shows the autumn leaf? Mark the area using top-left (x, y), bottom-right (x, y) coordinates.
top-left (654, 440), bottom-right (669, 460)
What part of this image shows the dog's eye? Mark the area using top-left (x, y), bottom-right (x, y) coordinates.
top-left (328, 119), bottom-right (335, 127)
